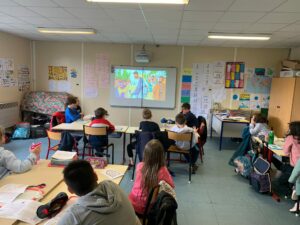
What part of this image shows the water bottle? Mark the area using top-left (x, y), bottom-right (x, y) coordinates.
top-left (268, 129), bottom-right (274, 145)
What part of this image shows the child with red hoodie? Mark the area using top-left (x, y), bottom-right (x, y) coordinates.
top-left (88, 108), bottom-right (115, 157)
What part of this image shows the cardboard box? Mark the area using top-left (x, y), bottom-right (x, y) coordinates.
top-left (280, 70), bottom-right (300, 77)
top-left (282, 60), bottom-right (300, 70)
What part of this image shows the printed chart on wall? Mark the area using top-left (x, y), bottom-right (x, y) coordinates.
top-left (48, 66), bottom-right (71, 92)
top-left (17, 65), bottom-right (30, 91)
top-left (0, 58), bottom-right (17, 87)
top-left (95, 53), bottom-right (110, 88)
top-left (84, 64), bottom-right (98, 98)
top-left (190, 62), bottom-right (226, 119)
top-left (181, 68), bottom-right (192, 103)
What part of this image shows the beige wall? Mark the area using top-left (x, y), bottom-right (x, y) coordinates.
top-left (0, 32), bottom-right (31, 104)
top-left (291, 47), bottom-right (300, 60)
top-left (34, 41), bottom-right (289, 126)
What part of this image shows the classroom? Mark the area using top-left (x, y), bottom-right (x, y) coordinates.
top-left (0, 0), bottom-right (300, 224)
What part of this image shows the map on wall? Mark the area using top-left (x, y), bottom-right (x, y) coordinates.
top-left (245, 75), bottom-right (272, 94)
top-left (48, 66), bottom-right (68, 80)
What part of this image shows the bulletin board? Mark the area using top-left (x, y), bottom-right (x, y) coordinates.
top-left (225, 62), bottom-right (245, 88)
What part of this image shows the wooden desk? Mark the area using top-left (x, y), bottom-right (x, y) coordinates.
top-left (0, 160), bottom-right (64, 225)
top-left (0, 162), bottom-right (128, 225)
top-left (52, 122), bottom-right (128, 164)
top-left (210, 113), bottom-right (249, 150)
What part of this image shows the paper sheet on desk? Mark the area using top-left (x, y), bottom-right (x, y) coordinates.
top-left (0, 199), bottom-right (43, 225)
top-left (0, 184), bottom-right (28, 203)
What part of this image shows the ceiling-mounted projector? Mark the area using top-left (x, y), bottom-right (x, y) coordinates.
top-left (135, 45), bottom-right (151, 63)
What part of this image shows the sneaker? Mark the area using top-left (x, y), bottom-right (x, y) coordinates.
top-left (36, 192), bottom-right (69, 219)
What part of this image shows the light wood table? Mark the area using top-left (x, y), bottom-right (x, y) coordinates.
top-left (52, 121), bottom-right (128, 164)
top-left (0, 161), bottom-right (128, 225)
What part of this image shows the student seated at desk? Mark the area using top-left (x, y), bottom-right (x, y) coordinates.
top-left (170, 113), bottom-right (200, 173)
top-left (127, 108), bottom-right (160, 167)
top-left (249, 113), bottom-right (269, 137)
top-left (273, 121), bottom-right (300, 194)
top-left (289, 159), bottom-right (300, 212)
top-left (57, 160), bottom-right (140, 225)
top-left (89, 107), bottom-right (115, 157)
top-left (129, 140), bottom-right (174, 215)
top-left (0, 127), bottom-right (40, 179)
top-left (181, 102), bottom-right (198, 128)
top-left (65, 96), bottom-right (84, 123)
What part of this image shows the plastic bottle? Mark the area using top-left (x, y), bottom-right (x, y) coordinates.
top-left (268, 129), bottom-right (274, 145)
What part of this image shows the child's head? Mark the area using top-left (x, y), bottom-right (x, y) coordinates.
top-left (0, 127), bottom-right (4, 144)
top-left (63, 160), bottom-right (98, 196)
top-left (175, 113), bottom-right (186, 127)
top-left (181, 102), bottom-right (191, 114)
top-left (66, 96), bottom-right (77, 108)
top-left (142, 108), bottom-right (152, 120)
top-left (253, 113), bottom-right (267, 124)
top-left (142, 139), bottom-right (165, 193)
top-left (288, 121), bottom-right (300, 141)
top-left (94, 107), bottom-right (108, 119)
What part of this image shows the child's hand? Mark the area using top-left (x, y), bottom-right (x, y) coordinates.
top-left (30, 145), bottom-right (41, 157)
top-left (193, 126), bottom-right (198, 133)
top-left (251, 117), bottom-right (255, 124)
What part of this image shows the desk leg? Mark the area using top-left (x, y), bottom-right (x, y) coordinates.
top-left (219, 122), bottom-right (224, 151)
top-left (210, 114), bottom-right (213, 138)
top-left (266, 144), bottom-right (273, 163)
top-left (122, 133), bottom-right (126, 165)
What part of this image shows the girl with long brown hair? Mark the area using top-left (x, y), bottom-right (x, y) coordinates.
top-left (129, 139), bottom-right (174, 215)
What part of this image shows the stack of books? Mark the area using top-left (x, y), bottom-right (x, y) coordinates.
top-left (51, 151), bottom-right (77, 166)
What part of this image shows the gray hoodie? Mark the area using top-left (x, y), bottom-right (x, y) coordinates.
top-left (57, 180), bottom-right (141, 225)
top-left (0, 146), bottom-right (36, 179)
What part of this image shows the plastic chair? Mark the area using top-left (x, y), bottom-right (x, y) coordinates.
top-left (197, 116), bottom-right (207, 163)
top-left (166, 130), bottom-right (193, 183)
top-left (83, 125), bottom-right (114, 164)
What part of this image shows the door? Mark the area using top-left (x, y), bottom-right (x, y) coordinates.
top-left (291, 77), bottom-right (300, 122)
top-left (268, 78), bottom-right (295, 137)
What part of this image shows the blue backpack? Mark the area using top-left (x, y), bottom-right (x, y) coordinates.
top-left (249, 157), bottom-right (271, 193)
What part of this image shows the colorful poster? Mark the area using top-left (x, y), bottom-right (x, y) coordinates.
top-left (48, 66), bottom-right (67, 80)
top-left (84, 64), bottom-right (98, 98)
top-left (239, 93), bottom-right (250, 109)
top-left (17, 65), bottom-right (30, 91)
top-left (95, 53), bottom-right (110, 88)
top-left (250, 94), bottom-right (270, 110)
top-left (245, 76), bottom-right (272, 94)
top-left (254, 68), bottom-right (266, 76)
top-left (225, 62), bottom-right (245, 88)
top-left (181, 69), bottom-right (192, 103)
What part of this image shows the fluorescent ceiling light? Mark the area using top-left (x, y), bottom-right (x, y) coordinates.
top-left (38, 28), bottom-right (96, 35)
top-left (208, 33), bottom-right (271, 41)
top-left (86, 0), bottom-right (189, 4)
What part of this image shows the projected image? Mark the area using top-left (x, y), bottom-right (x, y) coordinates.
top-left (114, 69), bottom-right (167, 101)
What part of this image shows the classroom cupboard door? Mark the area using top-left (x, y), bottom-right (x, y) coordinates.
top-left (291, 78), bottom-right (300, 122)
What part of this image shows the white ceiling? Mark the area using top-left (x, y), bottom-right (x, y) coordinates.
top-left (0, 0), bottom-right (300, 47)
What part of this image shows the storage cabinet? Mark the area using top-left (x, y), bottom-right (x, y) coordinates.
top-left (268, 77), bottom-right (300, 138)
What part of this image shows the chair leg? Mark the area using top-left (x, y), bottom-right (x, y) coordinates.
top-left (296, 196), bottom-right (300, 217)
top-left (199, 145), bottom-right (203, 163)
top-left (167, 152), bottom-right (170, 167)
top-left (189, 152), bottom-right (192, 184)
top-left (131, 151), bottom-right (138, 181)
top-left (82, 143), bottom-right (86, 159)
top-left (111, 144), bottom-right (114, 164)
top-left (46, 149), bottom-right (50, 160)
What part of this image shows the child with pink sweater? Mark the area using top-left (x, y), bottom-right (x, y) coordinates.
top-left (128, 139), bottom-right (174, 215)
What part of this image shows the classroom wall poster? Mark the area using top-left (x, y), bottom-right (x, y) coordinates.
top-left (70, 68), bottom-right (78, 78)
top-left (0, 58), bottom-right (16, 87)
top-left (245, 75), bottom-right (272, 94)
top-left (84, 64), bottom-right (98, 98)
top-left (181, 68), bottom-right (192, 103)
top-left (17, 65), bottom-right (30, 91)
top-left (48, 66), bottom-right (68, 80)
top-left (239, 93), bottom-right (250, 109)
top-left (225, 62), bottom-right (245, 88)
top-left (95, 53), bottom-right (110, 88)
top-left (250, 94), bottom-right (270, 110)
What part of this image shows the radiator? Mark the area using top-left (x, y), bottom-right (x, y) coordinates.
top-left (0, 102), bottom-right (19, 128)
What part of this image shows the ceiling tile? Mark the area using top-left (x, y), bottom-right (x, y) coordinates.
top-left (49, 17), bottom-right (88, 27)
top-left (229, 0), bottom-right (286, 12)
top-left (200, 38), bottom-right (225, 46)
top-left (52, 0), bottom-right (98, 8)
top-left (258, 12), bottom-right (300, 23)
top-left (64, 7), bottom-right (108, 19)
top-left (152, 29), bottom-right (179, 36)
top-left (0, 6), bottom-right (40, 17)
top-left (0, 15), bottom-right (28, 24)
top-left (183, 11), bottom-right (224, 22)
top-left (180, 29), bottom-right (208, 36)
top-left (149, 21), bottom-right (180, 29)
top-left (177, 40), bottom-right (201, 46)
top-left (155, 39), bottom-right (177, 45)
top-left (141, 4), bottom-right (184, 11)
top-left (29, 7), bottom-right (74, 18)
top-left (19, 17), bottom-right (59, 26)
top-left (98, 3), bottom-right (140, 10)
top-left (178, 35), bottom-right (205, 41)
top-left (274, 0), bottom-right (300, 13)
top-left (0, 0), bottom-right (19, 6)
top-left (143, 10), bottom-right (182, 22)
top-left (181, 21), bottom-right (215, 30)
top-left (104, 9), bottom-right (144, 21)
top-left (245, 23), bottom-right (288, 32)
top-left (220, 12), bottom-right (265, 23)
top-left (13, 0), bottom-right (58, 7)
top-left (213, 22), bottom-right (251, 32)
top-left (280, 23), bottom-right (300, 32)
top-left (185, 0), bottom-right (235, 11)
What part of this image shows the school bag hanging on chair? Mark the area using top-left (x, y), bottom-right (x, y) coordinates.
top-left (249, 157), bottom-right (271, 193)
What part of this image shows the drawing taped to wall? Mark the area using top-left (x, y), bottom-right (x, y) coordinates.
top-left (225, 62), bottom-right (245, 88)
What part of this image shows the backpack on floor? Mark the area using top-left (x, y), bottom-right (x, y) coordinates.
top-left (249, 157), bottom-right (271, 193)
top-left (12, 122), bottom-right (31, 139)
top-left (234, 156), bottom-right (252, 178)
